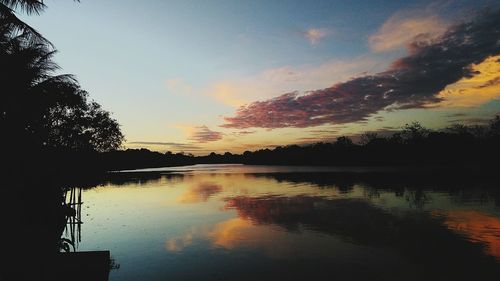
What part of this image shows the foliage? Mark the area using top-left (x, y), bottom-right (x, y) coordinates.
top-left (0, 0), bottom-right (50, 44)
top-left (0, 2), bottom-right (124, 153)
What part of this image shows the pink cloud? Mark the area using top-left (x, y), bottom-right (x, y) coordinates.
top-left (189, 125), bottom-right (224, 143)
top-left (302, 28), bottom-right (329, 45)
top-left (221, 10), bottom-right (500, 129)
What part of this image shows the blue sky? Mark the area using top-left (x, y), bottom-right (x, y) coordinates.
top-left (21, 0), bottom-right (500, 154)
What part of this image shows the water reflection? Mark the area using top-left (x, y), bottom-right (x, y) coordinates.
top-left (77, 166), bottom-right (500, 281)
top-left (434, 210), bottom-right (500, 261)
top-left (177, 182), bottom-right (223, 203)
top-left (166, 217), bottom-right (363, 260)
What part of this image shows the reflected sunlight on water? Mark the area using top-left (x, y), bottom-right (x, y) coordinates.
top-left (434, 210), bottom-right (500, 261)
top-left (72, 165), bottom-right (500, 281)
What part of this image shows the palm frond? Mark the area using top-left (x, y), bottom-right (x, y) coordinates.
top-left (36, 74), bottom-right (78, 86)
top-left (0, 3), bottom-right (51, 45)
top-left (0, 0), bottom-right (46, 15)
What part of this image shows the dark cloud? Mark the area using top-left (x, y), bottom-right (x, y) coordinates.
top-left (189, 126), bottom-right (224, 143)
top-left (222, 10), bottom-right (500, 129)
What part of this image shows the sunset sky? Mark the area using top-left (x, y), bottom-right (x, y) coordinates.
top-left (24, 0), bottom-right (500, 154)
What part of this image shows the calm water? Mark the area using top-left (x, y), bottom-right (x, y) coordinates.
top-left (71, 164), bottom-right (500, 281)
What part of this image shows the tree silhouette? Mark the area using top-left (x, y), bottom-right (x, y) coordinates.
top-left (359, 132), bottom-right (378, 145)
top-left (489, 115), bottom-right (500, 137)
top-left (0, 0), bottom-right (51, 44)
top-left (334, 136), bottom-right (354, 147)
top-left (0, 2), bottom-right (123, 153)
top-left (1, 0), bottom-right (46, 14)
top-left (400, 121), bottom-right (430, 144)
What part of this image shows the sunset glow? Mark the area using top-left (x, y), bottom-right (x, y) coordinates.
top-left (24, 0), bottom-right (499, 154)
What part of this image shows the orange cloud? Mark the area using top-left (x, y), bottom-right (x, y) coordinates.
top-left (369, 12), bottom-right (447, 52)
top-left (436, 55), bottom-right (500, 107)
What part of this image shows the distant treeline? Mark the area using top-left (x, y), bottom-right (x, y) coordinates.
top-left (100, 116), bottom-right (500, 170)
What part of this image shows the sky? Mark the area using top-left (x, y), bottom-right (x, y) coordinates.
top-left (23, 0), bottom-right (500, 154)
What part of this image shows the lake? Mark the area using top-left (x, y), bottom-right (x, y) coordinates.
top-left (68, 164), bottom-right (500, 281)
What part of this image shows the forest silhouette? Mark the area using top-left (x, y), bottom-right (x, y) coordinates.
top-left (103, 116), bottom-right (500, 170)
